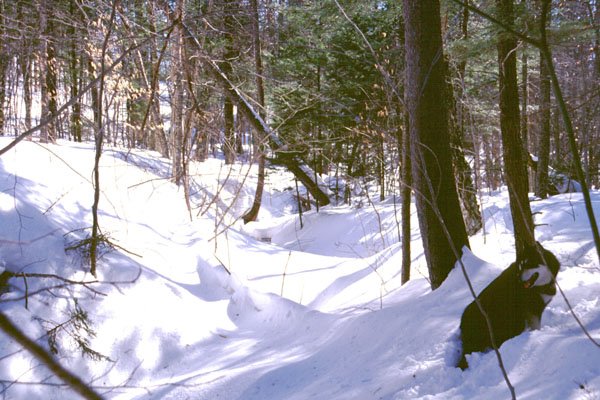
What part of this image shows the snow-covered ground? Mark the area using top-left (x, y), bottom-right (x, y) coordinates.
top-left (0, 138), bottom-right (598, 399)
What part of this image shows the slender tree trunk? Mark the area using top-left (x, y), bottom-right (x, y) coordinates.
top-left (378, 135), bottom-right (385, 202)
top-left (0, 50), bottom-right (6, 137)
top-left (448, 39), bottom-right (482, 236)
top-left (403, 0), bottom-right (470, 290)
top-left (400, 109), bottom-right (411, 285)
top-left (145, 4), bottom-right (170, 157)
top-left (222, 0), bottom-right (236, 165)
top-left (0, 312), bottom-right (103, 400)
top-left (521, 49), bottom-right (531, 185)
top-left (20, 54), bottom-right (32, 132)
top-left (69, 0), bottom-right (82, 142)
top-left (0, 0), bottom-right (6, 136)
top-left (40, 0), bottom-right (57, 143)
top-left (171, 3), bottom-right (185, 185)
top-left (535, 39), bottom-right (552, 198)
top-left (243, 0), bottom-right (267, 224)
top-left (496, 0), bottom-right (535, 256)
top-left (90, 0), bottom-right (118, 277)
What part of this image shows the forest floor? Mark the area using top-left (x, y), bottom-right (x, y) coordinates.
top-left (0, 138), bottom-right (599, 399)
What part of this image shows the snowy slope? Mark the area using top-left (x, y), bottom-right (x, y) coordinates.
top-left (0, 138), bottom-right (598, 400)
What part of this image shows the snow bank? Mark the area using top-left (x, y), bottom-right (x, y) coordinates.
top-left (0, 138), bottom-right (598, 400)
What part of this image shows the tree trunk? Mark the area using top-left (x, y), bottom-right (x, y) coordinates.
top-left (0, 48), bottom-right (6, 137)
top-left (400, 109), bottom-right (411, 285)
top-left (0, 312), bottom-right (103, 400)
top-left (521, 50), bottom-right (532, 185)
top-left (0, 0), bottom-right (6, 136)
top-left (40, 0), bottom-right (57, 144)
top-left (170, 3), bottom-right (185, 185)
top-left (243, 0), bottom-right (267, 224)
top-left (403, 0), bottom-right (470, 290)
top-left (90, 0), bottom-right (117, 277)
top-left (496, 0), bottom-right (535, 256)
top-left (20, 54), bottom-right (32, 132)
top-left (69, 0), bottom-right (82, 142)
top-left (222, 0), bottom-right (236, 165)
top-left (535, 42), bottom-right (552, 199)
top-left (145, 3), bottom-right (170, 157)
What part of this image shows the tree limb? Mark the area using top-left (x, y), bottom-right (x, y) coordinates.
top-left (0, 311), bottom-right (103, 400)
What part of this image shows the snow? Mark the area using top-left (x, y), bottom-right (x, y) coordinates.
top-left (0, 137), bottom-right (599, 400)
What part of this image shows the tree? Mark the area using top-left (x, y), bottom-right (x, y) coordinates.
top-left (535, 1), bottom-right (552, 199)
top-left (68, 0), bottom-right (83, 142)
top-left (400, 110), bottom-right (411, 285)
top-left (0, 0), bottom-right (7, 136)
top-left (220, 0), bottom-right (238, 165)
top-left (170, 0), bottom-right (186, 185)
top-left (496, 0), bottom-right (536, 256)
top-left (403, 0), bottom-right (470, 290)
top-left (242, 0), bottom-right (268, 224)
top-left (449, 1), bottom-right (483, 236)
top-left (157, 0), bottom-right (331, 206)
top-left (39, 0), bottom-right (58, 144)
top-left (0, 311), bottom-right (102, 400)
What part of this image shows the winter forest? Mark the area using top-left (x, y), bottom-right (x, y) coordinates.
top-left (0, 0), bottom-right (599, 399)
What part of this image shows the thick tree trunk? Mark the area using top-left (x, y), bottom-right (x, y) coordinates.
top-left (496, 0), bottom-right (536, 256)
top-left (403, 0), bottom-right (470, 290)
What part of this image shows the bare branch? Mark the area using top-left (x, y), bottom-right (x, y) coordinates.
top-left (0, 311), bottom-right (103, 400)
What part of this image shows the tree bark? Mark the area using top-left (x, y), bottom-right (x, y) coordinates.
top-left (496, 0), bottom-right (536, 256)
top-left (0, 312), bottom-right (102, 400)
top-left (69, 0), bottom-right (82, 142)
top-left (243, 0), bottom-right (267, 224)
top-left (535, 41), bottom-right (551, 199)
top-left (170, 1), bottom-right (185, 185)
top-left (400, 109), bottom-right (411, 285)
top-left (222, 0), bottom-right (237, 165)
top-left (403, 0), bottom-right (470, 290)
top-left (40, 0), bottom-right (57, 143)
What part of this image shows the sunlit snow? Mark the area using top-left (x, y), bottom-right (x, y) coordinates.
top-left (0, 138), bottom-right (598, 399)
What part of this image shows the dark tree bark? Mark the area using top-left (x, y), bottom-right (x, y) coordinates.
top-left (40, 0), bottom-right (58, 143)
top-left (496, 0), bottom-right (536, 256)
top-left (69, 0), bottom-right (82, 142)
top-left (535, 41), bottom-right (552, 199)
top-left (0, 0), bottom-right (6, 136)
top-left (222, 0), bottom-right (237, 165)
top-left (243, 0), bottom-right (267, 224)
top-left (400, 109), bottom-right (411, 285)
top-left (144, 4), bottom-right (171, 158)
top-left (0, 312), bottom-right (102, 400)
top-left (403, 0), bottom-right (470, 290)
